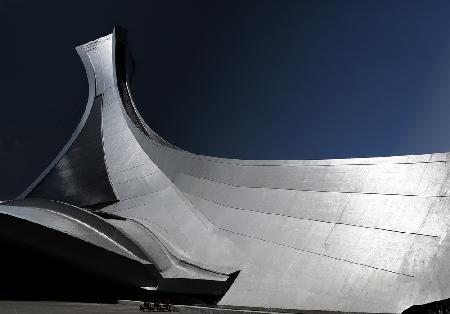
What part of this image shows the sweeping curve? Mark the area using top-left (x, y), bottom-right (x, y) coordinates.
top-left (1, 27), bottom-right (450, 313)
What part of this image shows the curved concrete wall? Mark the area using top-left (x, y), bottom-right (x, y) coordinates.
top-left (13, 28), bottom-right (240, 296)
top-left (8, 27), bottom-right (450, 312)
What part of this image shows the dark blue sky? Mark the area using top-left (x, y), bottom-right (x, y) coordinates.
top-left (1, 0), bottom-right (450, 198)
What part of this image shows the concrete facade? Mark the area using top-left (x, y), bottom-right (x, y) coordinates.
top-left (1, 27), bottom-right (450, 313)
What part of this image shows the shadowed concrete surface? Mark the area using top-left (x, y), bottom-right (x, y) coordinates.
top-left (401, 298), bottom-right (450, 314)
top-left (0, 231), bottom-right (145, 303)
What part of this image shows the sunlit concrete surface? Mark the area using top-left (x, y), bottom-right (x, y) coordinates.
top-left (1, 27), bottom-right (450, 314)
top-left (174, 305), bottom-right (389, 314)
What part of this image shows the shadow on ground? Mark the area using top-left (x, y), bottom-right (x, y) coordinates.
top-left (402, 299), bottom-right (450, 314)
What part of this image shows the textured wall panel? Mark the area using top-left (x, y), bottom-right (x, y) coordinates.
top-left (13, 27), bottom-right (450, 312)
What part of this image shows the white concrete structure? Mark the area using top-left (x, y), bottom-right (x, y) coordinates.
top-left (2, 27), bottom-right (450, 313)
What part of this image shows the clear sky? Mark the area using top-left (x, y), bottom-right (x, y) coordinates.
top-left (1, 0), bottom-right (450, 199)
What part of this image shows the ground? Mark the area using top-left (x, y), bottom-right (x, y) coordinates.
top-left (0, 301), bottom-right (144, 314)
top-left (0, 301), bottom-right (293, 314)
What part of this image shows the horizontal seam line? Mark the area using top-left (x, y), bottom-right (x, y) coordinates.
top-left (180, 155), bottom-right (447, 168)
top-left (117, 162), bottom-right (153, 173)
top-left (184, 192), bottom-right (439, 239)
top-left (236, 160), bottom-right (447, 167)
top-left (178, 172), bottom-right (448, 198)
top-left (115, 171), bottom-right (158, 185)
top-left (118, 187), bottom-right (168, 202)
top-left (219, 227), bottom-right (414, 278)
top-left (108, 187), bottom-right (170, 213)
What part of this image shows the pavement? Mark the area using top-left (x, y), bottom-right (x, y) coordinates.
top-left (0, 301), bottom-right (379, 314)
top-left (0, 301), bottom-right (144, 314)
top-left (0, 301), bottom-right (295, 314)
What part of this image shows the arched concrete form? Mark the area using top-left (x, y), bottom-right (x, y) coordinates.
top-left (0, 198), bottom-right (237, 296)
top-left (19, 37), bottom-right (117, 208)
top-left (5, 27), bottom-right (450, 313)
top-left (24, 96), bottom-right (117, 208)
top-left (0, 199), bottom-right (159, 289)
top-left (9, 28), bottom-right (240, 298)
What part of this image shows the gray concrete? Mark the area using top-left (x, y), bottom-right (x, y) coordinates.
top-left (2, 26), bottom-right (450, 313)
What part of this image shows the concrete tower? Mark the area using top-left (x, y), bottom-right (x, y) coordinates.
top-left (2, 27), bottom-right (450, 313)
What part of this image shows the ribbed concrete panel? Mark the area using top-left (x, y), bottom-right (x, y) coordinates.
top-left (130, 138), bottom-right (450, 196)
top-left (11, 27), bottom-right (450, 312)
top-left (85, 29), bottom-right (450, 312)
top-left (13, 28), bottom-right (240, 296)
top-left (186, 192), bottom-right (439, 276)
top-left (174, 160), bottom-right (450, 196)
top-left (84, 34), bottom-right (115, 96)
top-left (176, 172), bottom-right (450, 237)
top-left (174, 151), bottom-right (447, 167)
top-left (101, 87), bottom-right (241, 275)
top-left (217, 229), bottom-right (419, 313)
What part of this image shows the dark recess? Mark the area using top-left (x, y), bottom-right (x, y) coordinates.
top-left (0, 234), bottom-right (142, 303)
top-left (0, 214), bottom-right (228, 305)
top-left (402, 299), bottom-right (450, 314)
